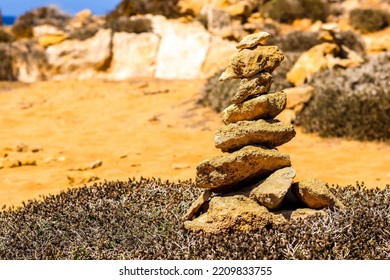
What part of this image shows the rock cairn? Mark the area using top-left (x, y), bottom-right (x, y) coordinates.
top-left (184, 32), bottom-right (343, 233)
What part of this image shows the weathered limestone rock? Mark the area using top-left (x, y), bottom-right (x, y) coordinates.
top-left (287, 43), bottom-right (340, 86)
top-left (105, 32), bottom-right (160, 80)
top-left (290, 208), bottom-right (327, 220)
top-left (284, 86), bottom-right (313, 112)
top-left (151, 15), bottom-right (211, 79)
top-left (183, 190), bottom-right (212, 221)
top-left (292, 179), bottom-right (344, 209)
top-left (222, 91), bottom-right (286, 124)
top-left (46, 28), bottom-right (112, 80)
top-left (195, 145), bottom-right (291, 192)
top-left (183, 195), bottom-right (276, 233)
top-left (220, 45), bottom-right (284, 80)
top-left (231, 72), bottom-right (273, 104)
top-left (215, 120), bottom-right (296, 152)
top-left (250, 167), bottom-right (296, 210)
top-left (236, 31), bottom-right (271, 49)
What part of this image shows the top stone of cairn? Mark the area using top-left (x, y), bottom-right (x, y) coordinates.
top-left (235, 31), bottom-right (271, 49)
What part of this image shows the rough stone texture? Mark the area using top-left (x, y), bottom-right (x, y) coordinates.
top-left (183, 195), bottom-right (276, 233)
top-left (195, 145), bottom-right (291, 192)
top-left (220, 45), bottom-right (284, 80)
top-left (222, 91), bottom-right (286, 124)
top-left (290, 208), bottom-right (327, 220)
top-left (287, 43), bottom-right (340, 86)
top-left (182, 190), bottom-right (212, 221)
top-left (151, 15), bottom-right (211, 79)
top-left (236, 31), bottom-right (271, 49)
top-left (292, 179), bottom-right (344, 209)
top-left (231, 72), bottom-right (274, 104)
top-left (250, 167), bottom-right (296, 210)
top-left (106, 32), bottom-right (160, 80)
top-left (11, 41), bottom-right (48, 83)
top-left (215, 120), bottom-right (296, 152)
top-left (46, 28), bottom-right (112, 80)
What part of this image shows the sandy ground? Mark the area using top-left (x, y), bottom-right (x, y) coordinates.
top-left (0, 79), bottom-right (389, 207)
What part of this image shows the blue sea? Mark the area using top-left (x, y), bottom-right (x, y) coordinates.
top-left (2, 15), bottom-right (16, 25)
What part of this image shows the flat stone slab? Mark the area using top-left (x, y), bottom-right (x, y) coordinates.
top-left (250, 167), bottom-right (296, 210)
top-left (231, 72), bottom-right (273, 104)
top-left (215, 120), bottom-right (296, 152)
top-left (195, 145), bottom-right (291, 192)
top-left (219, 45), bottom-right (284, 81)
top-left (292, 179), bottom-right (344, 209)
top-left (236, 31), bottom-right (271, 49)
top-left (184, 195), bottom-right (277, 233)
top-left (182, 190), bottom-right (212, 221)
top-left (222, 91), bottom-right (286, 124)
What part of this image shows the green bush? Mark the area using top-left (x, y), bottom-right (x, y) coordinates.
top-left (263, 0), bottom-right (329, 23)
top-left (349, 8), bottom-right (390, 33)
top-left (297, 52), bottom-right (390, 141)
top-left (106, 0), bottom-right (180, 21)
top-left (68, 25), bottom-right (100, 41)
top-left (11, 6), bottom-right (70, 39)
top-left (0, 178), bottom-right (388, 259)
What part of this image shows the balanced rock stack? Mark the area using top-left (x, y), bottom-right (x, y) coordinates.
top-left (184, 32), bottom-right (343, 233)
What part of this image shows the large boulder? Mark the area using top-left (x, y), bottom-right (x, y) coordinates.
top-left (105, 32), bottom-right (160, 80)
top-left (222, 91), bottom-right (287, 124)
top-left (195, 145), bottom-right (291, 192)
top-left (151, 15), bottom-right (211, 79)
top-left (250, 167), bottom-right (296, 210)
top-left (45, 29), bottom-right (112, 80)
top-left (214, 119), bottom-right (296, 152)
top-left (183, 195), bottom-right (279, 233)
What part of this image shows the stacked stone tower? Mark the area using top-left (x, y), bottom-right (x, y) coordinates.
top-left (184, 32), bottom-right (343, 233)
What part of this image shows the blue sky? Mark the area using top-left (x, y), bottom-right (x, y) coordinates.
top-left (0, 0), bottom-right (121, 16)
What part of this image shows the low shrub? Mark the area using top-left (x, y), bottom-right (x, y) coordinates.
top-left (11, 6), bottom-right (70, 39)
top-left (349, 8), bottom-right (390, 33)
top-left (106, 0), bottom-right (180, 21)
top-left (198, 71), bottom-right (240, 112)
top-left (297, 52), bottom-right (390, 141)
top-left (267, 31), bottom-right (322, 53)
top-left (68, 25), bottom-right (100, 41)
top-left (0, 28), bottom-right (14, 43)
top-left (0, 178), bottom-right (388, 259)
top-left (0, 43), bottom-right (16, 80)
top-left (106, 16), bottom-right (153, 34)
top-left (263, 0), bottom-right (329, 23)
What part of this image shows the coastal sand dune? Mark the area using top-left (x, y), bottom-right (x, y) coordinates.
top-left (0, 79), bottom-right (389, 206)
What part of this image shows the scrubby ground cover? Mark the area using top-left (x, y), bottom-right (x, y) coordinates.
top-left (298, 51), bottom-right (390, 141)
top-left (0, 178), bottom-right (388, 260)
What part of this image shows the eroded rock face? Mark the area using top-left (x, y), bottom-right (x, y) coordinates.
top-left (183, 195), bottom-right (276, 233)
top-left (46, 28), bottom-right (112, 80)
top-left (195, 145), bottom-right (291, 192)
top-left (106, 32), bottom-right (160, 80)
top-left (232, 72), bottom-right (274, 104)
top-left (250, 167), bottom-right (296, 210)
top-left (292, 179), bottom-right (344, 209)
top-left (222, 91), bottom-right (286, 124)
top-left (215, 119), bottom-right (296, 152)
top-left (220, 45), bottom-right (284, 80)
top-left (182, 190), bottom-right (212, 221)
top-left (151, 15), bottom-right (211, 79)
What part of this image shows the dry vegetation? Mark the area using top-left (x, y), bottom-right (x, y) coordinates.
top-left (0, 178), bottom-right (388, 260)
